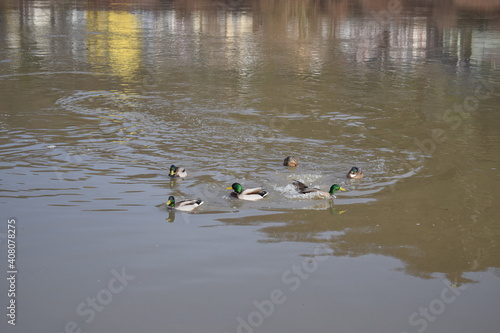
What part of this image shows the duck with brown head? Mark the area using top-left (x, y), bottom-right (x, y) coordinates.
top-left (283, 156), bottom-right (299, 167)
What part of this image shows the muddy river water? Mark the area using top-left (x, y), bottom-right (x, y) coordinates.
top-left (0, 0), bottom-right (499, 332)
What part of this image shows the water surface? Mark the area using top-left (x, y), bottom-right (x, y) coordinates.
top-left (0, 1), bottom-right (499, 332)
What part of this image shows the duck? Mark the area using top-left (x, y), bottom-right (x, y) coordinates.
top-left (165, 196), bottom-right (203, 211)
top-left (347, 167), bottom-right (363, 179)
top-left (292, 180), bottom-right (346, 199)
top-left (226, 183), bottom-right (268, 201)
top-left (169, 164), bottom-right (187, 178)
top-left (283, 156), bottom-right (299, 167)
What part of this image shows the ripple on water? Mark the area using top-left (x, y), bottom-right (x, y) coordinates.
top-left (0, 89), bottom-right (425, 210)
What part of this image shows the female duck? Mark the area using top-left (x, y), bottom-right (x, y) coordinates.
top-left (226, 183), bottom-right (268, 201)
top-left (166, 196), bottom-right (204, 211)
top-left (283, 156), bottom-right (299, 167)
top-left (347, 167), bottom-right (363, 179)
top-left (169, 165), bottom-right (188, 178)
top-left (292, 180), bottom-right (346, 199)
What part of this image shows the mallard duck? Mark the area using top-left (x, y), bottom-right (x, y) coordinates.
top-left (226, 183), bottom-right (268, 201)
top-left (347, 167), bottom-right (363, 179)
top-left (169, 164), bottom-right (187, 178)
top-left (166, 196), bottom-right (203, 211)
top-left (292, 180), bottom-right (346, 199)
top-left (283, 156), bottom-right (299, 167)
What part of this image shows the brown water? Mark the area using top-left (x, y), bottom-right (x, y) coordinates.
top-left (0, 0), bottom-right (499, 332)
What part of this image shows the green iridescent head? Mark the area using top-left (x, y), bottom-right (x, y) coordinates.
top-left (348, 167), bottom-right (359, 175)
top-left (329, 184), bottom-right (346, 195)
top-left (227, 183), bottom-right (243, 194)
top-left (166, 196), bottom-right (175, 207)
top-left (169, 165), bottom-right (177, 176)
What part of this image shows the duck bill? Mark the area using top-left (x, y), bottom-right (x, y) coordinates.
top-left (339, 187), bottom-right (346, 191)
top-left (225, 186), bottom-right (233, 190)
top-left (166, 200), bottom-right (172, 206)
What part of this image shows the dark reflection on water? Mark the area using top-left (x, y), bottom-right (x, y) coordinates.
top-left (0, 2), bottom-right (500, 331)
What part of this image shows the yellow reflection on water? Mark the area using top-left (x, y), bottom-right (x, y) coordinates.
top-left (86, 10), bottom-right (142, 85)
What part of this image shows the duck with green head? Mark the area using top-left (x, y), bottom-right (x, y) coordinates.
top-left (347, 167), bottom-right (363, 179)
top-left (226, 183), bottom-right (268, 201)
top-left (166, 196), bottom-right (203, 211)
top-left (169, 164), bottom-right (187, 178)
top-left (292, 180), bottom-right (346, 199)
